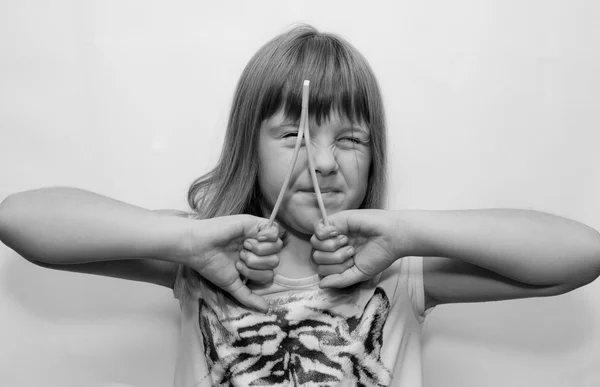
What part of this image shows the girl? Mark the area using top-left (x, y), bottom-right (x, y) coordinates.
top-left (1, 25), bottom-right (600, 387)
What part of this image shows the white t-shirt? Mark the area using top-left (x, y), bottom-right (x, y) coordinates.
top-left (172, 256), bottom-right (433, 387)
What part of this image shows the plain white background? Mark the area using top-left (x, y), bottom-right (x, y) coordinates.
top-left (1, 1), bottom-right (599, 386)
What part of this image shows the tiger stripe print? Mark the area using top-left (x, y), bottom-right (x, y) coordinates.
top-left (198, 287), bottom-right (392, 386)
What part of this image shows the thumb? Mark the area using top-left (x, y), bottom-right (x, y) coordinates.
top-left (319, 266), bottom-right (370, 289)
top-left (255, 221), bottom-right (285, 241)
top-left (313, 212), bottom-right (350, 240)
top-left (223, 276), bottom-right (270, 313)
top-left (316, 210), bottom-right (358, 233)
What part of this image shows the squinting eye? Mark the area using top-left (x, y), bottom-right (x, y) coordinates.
top-left (282, 132), bottom-right (299, 139)
top-left (339, 137), bottom-right (368, 145)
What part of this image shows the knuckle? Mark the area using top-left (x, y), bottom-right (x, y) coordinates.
top-left (337, 235), bottom-right (349, 247)
top-left (264, 254), bottom-right (279, 269)
top-left (243, 238), bottom-right (256, 251)
top-left (331, 238), bottom-right (344, 251)
top-left (255, 270), bottom-right (274, 284)
top-left (251, 244), bottom-right (264, 255)
top-left (312, 250), bottom-right (326, 264)
top-left (317, 265), bottom-right (329, 276)
top-left (270, 226), bottom-right (280, 238)
top-left (264, 269), bottom-right (275, 281)
top-left (244, 251), bottom-right (260, 267)
top-left (244, 269), bottom-right (261, 281)
top-left (313, 225), bottom-right (329, 241)
top-left (317, 229), bottom-right (328, 240)
top-left (239, 249), bottom-right (248, 262)
top-left (274, 239), bottom-right (283, 250)
top-left (343, 259), bottom-right (354, 271)
top-left (333, 252), bottom-right (347, 264)
top-left (253, 244), bottom-right (270, 256)
top-left (261, 242), bottom-right (279, 255)
top-left (237, 262), bottom-right (249, 276)
top-left (312, 241), bottom-right (326, 252)
top-left (261, 228), bottom-right (277, 241)
top-left (319, 240), bottom-right (335, 252)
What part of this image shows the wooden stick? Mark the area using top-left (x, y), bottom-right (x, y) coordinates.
top-left (267, 80), bottom-right (329, 228)
top-left (266, 82), bottom-right (309, 228)
top-left (302, 91), bottom-right (329, 226)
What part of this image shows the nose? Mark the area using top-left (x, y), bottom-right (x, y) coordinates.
top-left (309, 143), bottom-right (338, 176)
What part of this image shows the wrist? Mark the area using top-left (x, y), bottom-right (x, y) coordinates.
top-left (390, 210), bottom-right (434, 258)
top-left (154, 214), bottom-right (201, 265)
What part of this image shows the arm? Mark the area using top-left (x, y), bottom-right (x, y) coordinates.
top-left (0, 187), bottom-right (191, 266)
top-left (401, 209), bottom-right (600, 286)
top-left (398, 209), bottom-right (600, 306)
top-left (312, 209), bottom-right (600, 308)
top-left (0, 187), bottom-right (282, 311)
top-left (28, 209), bottom-right (190, 289)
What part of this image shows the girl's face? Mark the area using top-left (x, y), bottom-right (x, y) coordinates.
top-left (258, 109), bottom-right (372, 235)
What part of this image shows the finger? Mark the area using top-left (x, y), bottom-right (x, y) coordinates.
top-left (313, 219), bottom-right (340, 241)
top-left (318, 266), bottom-right (370, 289)
top-left (255, 226), bottom-right (278, 242)
top-left (243, 238), bottom-right (283, 256)
top-left (223, 275), bottom-right (269, 313)
top-left (310, 234), bottom-right (348, 252)
top-left (257, 221), bottom-right (286, 242)
top-left (312, 245), bottom-right (355, 265)
top-left (316, 257), bottom-right (354, 276)
top-left (240, 249), bottom-right (280, 270)
top-left (236, 261), bottom-right (275, 284)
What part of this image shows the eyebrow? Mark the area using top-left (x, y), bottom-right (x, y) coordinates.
top-left (271, 119), bottom-right (299, 130)
top-left (269, 120), bottom-right (370, 136)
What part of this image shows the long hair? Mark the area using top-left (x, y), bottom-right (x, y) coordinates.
top-left (179, 24), bottom-right (388, 306)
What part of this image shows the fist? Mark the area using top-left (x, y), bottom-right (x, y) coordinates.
top-left (310, 223), bottom-right (355, 276)
top-left (237, 225), bottom-right (284, 284)
top-left (310, 210), bottom-right (402, 288)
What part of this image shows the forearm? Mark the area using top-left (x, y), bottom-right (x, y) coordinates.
top-left (398, 209), bottom-right (600, 286)
top-left (0, 187), bottom-right (191, 264)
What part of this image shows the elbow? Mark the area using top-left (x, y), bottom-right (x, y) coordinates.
top-left (551, 231), bottom-right (600, 295)
top-left (562, 270), bottom-right (599, 295)
top-left (592, 230), bottom-right (600, 282)
top-left (588, 228), bottom-right (600, 278)
top-left (571, 226), bottom-right (600, 286)
top-left (0, 194), bottom-right (15, 242)
top-left (569, 233), bottom-right (600, 291)
top-left (0, 194), bottom-right (35, 260)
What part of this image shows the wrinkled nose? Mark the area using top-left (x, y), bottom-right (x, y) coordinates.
top-left (310, 144), bottom-right (338, 176)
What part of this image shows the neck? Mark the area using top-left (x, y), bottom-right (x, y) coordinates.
top-left (275, 226), bottom-right (319, 279)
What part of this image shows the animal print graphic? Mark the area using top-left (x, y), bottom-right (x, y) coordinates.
top-left (198, 287), bottom-right (391, 386)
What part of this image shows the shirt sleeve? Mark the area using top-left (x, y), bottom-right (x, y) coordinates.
top-left (403, 256), bottom-right (435, 324)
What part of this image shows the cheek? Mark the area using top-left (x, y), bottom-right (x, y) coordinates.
top-left (257, 143), bottom-right (294, 205)
top-left (258, 163), bottom-right (283, 205)
top-left (341, 150), bottom-right (371, 195)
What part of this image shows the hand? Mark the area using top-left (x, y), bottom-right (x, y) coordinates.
top-left (311, 209), bottom-right (404, 288)
top-left (237, 225), bottom-right (284, 285)
top-left (181, 215), bottom-right (282, 312)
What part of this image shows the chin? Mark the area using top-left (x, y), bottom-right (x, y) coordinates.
top-left (276, 209), bottom-right (322, 236)
top-left (286, 217), bottom-right (319, 236)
